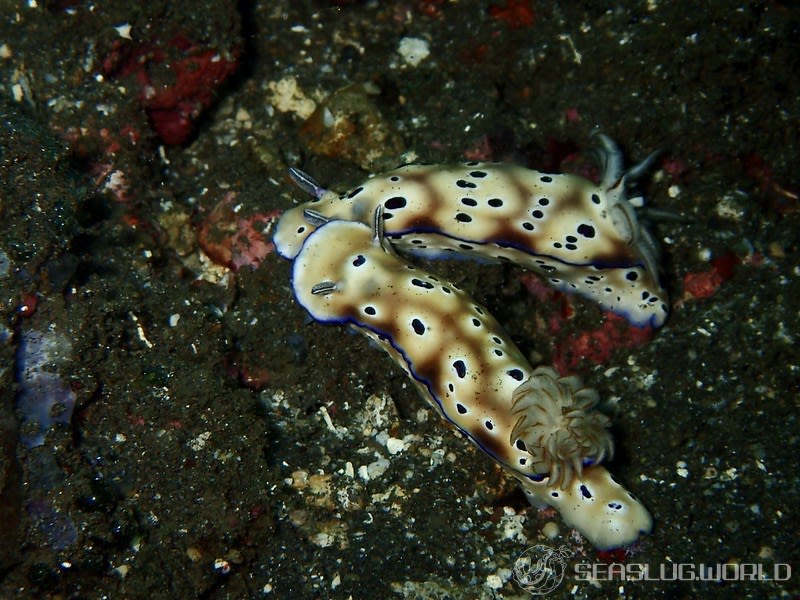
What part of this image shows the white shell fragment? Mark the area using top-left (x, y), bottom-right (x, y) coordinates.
top-left (397, 37), bottom-right (431, 67)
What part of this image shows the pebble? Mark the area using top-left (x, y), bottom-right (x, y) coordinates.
top-left (397, 37), bottom-right (430, 67)
top-left (542, 521), bottom-right (560, 539)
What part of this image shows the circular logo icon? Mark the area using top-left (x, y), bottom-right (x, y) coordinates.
top-left (513, 544), bottom-right (573, 595)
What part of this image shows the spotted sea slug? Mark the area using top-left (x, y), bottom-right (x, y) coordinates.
top-left (275, 135), bottom-right (667, 328)
top-left (289, 208), bottom-right (652, 549)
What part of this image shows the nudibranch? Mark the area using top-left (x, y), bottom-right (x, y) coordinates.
top-left (275, 135), bottom-right (668, 328)
top-left (290, 209), bottom-right (652, 549)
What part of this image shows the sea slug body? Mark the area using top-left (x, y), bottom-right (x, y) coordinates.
top-left (275, 136), bottom-right (668, 328)
top-left (289, 209), bottom-right (652, 549)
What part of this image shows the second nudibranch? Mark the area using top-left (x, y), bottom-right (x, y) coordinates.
top-left (276, 136), bottom-right (668, 328)
top-left (290, 209), bottom-right (652, 549)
